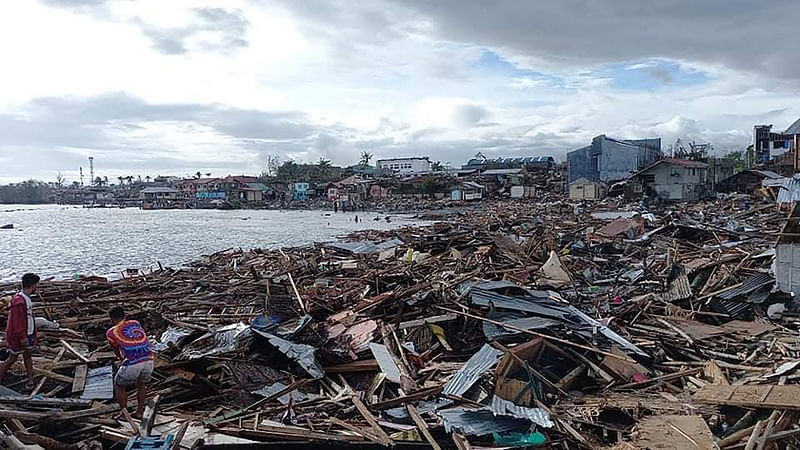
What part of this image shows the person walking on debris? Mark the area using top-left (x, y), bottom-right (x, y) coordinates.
top-left (0, 273), bottom-right (40, 389)
top-left (106, 306), bottom-right (153, 419)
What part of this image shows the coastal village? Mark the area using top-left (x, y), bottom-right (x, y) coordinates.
top-left (9, 119), bottom-right (797, 213)
top-left (6, 119), bottom-right (800, 449)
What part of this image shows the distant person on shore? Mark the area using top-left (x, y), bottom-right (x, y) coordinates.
top-left (107, 306), bottom-right (153, 419)
top-left (0, 273), bottom-right (40, 389)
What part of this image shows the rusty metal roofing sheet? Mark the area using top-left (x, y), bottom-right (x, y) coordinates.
top-left (442, 344), bottom-right (503, 397)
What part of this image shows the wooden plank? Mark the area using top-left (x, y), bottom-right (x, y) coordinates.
top-left (330, 417), bottom-right (379, 444)
top-left (33, 368), bottom-right (73, 384)
top-left (59, 339), bottom-right (90, 363)
top-left (636, 415), bottom-right (715, 450)
top-left (351, 395), bottom-right (392, 446)
top-left (325, 360), bottom-right (380, 373)
top-left (0, 395), bottom-right (92, 408)
top-left (406, 404), bottom-right (441, 450)
top-left (694, 385), bottom-right (800, 410)
top-left (172, 421), bottom-right (191, 449)
top-left (141, 394), bottom-right (161, 436)
top-left (72, 365), bottom-right (88, 394)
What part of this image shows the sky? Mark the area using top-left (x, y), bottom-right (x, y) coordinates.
top-left (1, 0), bottom-right (799, 184)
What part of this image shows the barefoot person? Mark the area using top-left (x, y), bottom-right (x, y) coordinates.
top-left (106, 306), bottom-right (153, 418)
top-left (0, 273), bottom-right (40, 389)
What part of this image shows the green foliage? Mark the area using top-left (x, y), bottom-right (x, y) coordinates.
top-left (0, 180), bottom-right (54, 204)
top-left (723, 151), bottom-right (746, 173)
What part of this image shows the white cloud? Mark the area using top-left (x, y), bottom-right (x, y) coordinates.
top-left (0, 0), bottom-right (799, 183)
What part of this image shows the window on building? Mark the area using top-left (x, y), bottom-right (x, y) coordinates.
top-left (641, 174), bottom-right (655, 183)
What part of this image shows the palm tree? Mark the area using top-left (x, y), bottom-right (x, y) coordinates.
top-left (317, 158), bottom-right (332, 180)
top-left (145, 175), bottom-right (152, 184)
top-left (195, 171), bottom-right (202, 179)
top-left (360, 151), bottom-right (373, 166)
top-left (205, 173), bottom-right (211, 177)
top-left (117, 176), bottom-right (124, 186)
top-left (94, 176), bottom-right (103, 187)
top-left (103, 176), bottom-right (108, 186)
top-left (431, 161), bottom-right (443, 172)
top-left (126, 176), bottom-right (134, 185)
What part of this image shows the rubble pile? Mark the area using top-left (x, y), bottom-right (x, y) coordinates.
top-left (2, 195), bottom-right (800, 449)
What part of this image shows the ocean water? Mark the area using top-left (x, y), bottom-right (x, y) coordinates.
top-left (0, 205), bottom-right (419, 283)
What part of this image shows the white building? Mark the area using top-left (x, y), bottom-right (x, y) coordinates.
top-left (377, 157), bottom-right (431, 175)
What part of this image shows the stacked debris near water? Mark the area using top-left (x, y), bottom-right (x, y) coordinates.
top-left (2, 194), bottom-right (800, 449)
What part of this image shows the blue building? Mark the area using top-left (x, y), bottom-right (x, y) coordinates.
top-left (293, 182), bottom-right (309, 201)
top-left (567, 135), bottom-right (662, 183)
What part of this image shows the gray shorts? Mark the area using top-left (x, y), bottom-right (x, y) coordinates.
top-left (115, 360), bottom-right (154, 387)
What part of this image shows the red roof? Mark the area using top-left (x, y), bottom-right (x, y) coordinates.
top-left (660, 158), bottom-right (709, 168)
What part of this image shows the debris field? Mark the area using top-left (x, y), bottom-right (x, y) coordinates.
top-left (2, 194), bottom-right (800, 449)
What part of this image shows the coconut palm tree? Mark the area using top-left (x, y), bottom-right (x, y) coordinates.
top-left (145, 175), bottom-right (152, 184)
top-left (360, 151), bottom-right (373, 166)
top-left (117, 176), bottom-right (124, 186)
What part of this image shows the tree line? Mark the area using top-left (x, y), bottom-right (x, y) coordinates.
top-left (0, 180), bottom-right (54, 204)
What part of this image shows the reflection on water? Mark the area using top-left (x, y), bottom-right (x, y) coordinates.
top-left (0, 205), bottom-right (418, 283)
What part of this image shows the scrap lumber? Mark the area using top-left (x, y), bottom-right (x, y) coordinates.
top-left (694, 385), bottom-right (800, 410)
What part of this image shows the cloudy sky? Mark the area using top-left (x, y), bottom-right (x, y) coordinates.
top-left (1, 0), bottom-right (799, 183)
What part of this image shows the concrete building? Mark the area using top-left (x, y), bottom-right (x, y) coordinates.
top-left (626, 158), bottom-right (708, 202)
top-left (754, 124), bottom-right (795, 165)
top-left (569, 178), bottom-right (607, 200)
top-left (377, 157), bottom-right (431, 175)
top-left (567, 135), bottom-right (662, 183)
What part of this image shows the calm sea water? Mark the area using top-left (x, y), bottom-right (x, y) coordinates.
top-left (0, 205), bottom-right (420, 283)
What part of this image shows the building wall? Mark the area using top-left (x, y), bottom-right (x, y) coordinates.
top-left (776, 243), bottom-right (800, 295)
top-left (647, 164), bottom-right (707, 201)
top-left (377, 158), bottom-right (430, 174)
top-left (568, 136), bottom-right (661, 183)
top-left (569, 181), bottom-right (605, 200)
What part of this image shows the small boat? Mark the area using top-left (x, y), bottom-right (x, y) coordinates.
top-left (0, 224), bottom-right (12, 229)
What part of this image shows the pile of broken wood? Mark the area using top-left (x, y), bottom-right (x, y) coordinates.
top-left (1, 195), bottom-right (800, 449)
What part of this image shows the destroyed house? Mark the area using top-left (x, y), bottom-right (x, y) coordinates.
top-left (625, 158), bottom-right (708, 202)
top-left (567, 135), bottom-right (662, 183)
top-left (777, 202), bottom-right (800, 296)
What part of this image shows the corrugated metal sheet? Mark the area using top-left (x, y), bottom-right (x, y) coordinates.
top-left (325, 238), bottom-right (404, 255)
top-left (717, 272), bottom-right (774, 300)
top-left (369, 343), bottom-right (402, 384)
top-left (777, 176), bottom-right (800, 204)
top-left (178, 323), bottom-right (252, 360)
top-left (483, 310), bottom-right (560, 340)
top-left (81, 365), bottom-right (114, 400)
top-left (442, 344), bottom-right (503, 396)
top-left (251, 382), bottom-right (308, 405)
top-left (153, 327), bottom-right (195, 352)
top-left (438, 408), bottom-right (531, 436)
top-left (489, 396), bottom-right (554, 428)
top-left (710, 298), bottom-right (753, 320)
top-left (461, 280), bottom-right (649, 358)
top-left (251, 329), bottom-right (324, 379)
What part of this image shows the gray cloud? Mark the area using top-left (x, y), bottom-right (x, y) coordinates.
top-left (296, 0), bottom-right (800, 85)
top-left (133, 7), bottom-right (249, 55)
top-left (452, 104), bottom-right (489, 127)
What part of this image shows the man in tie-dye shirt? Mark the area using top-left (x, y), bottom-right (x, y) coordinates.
top-left (106, 306), bottom-right (153, 418)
